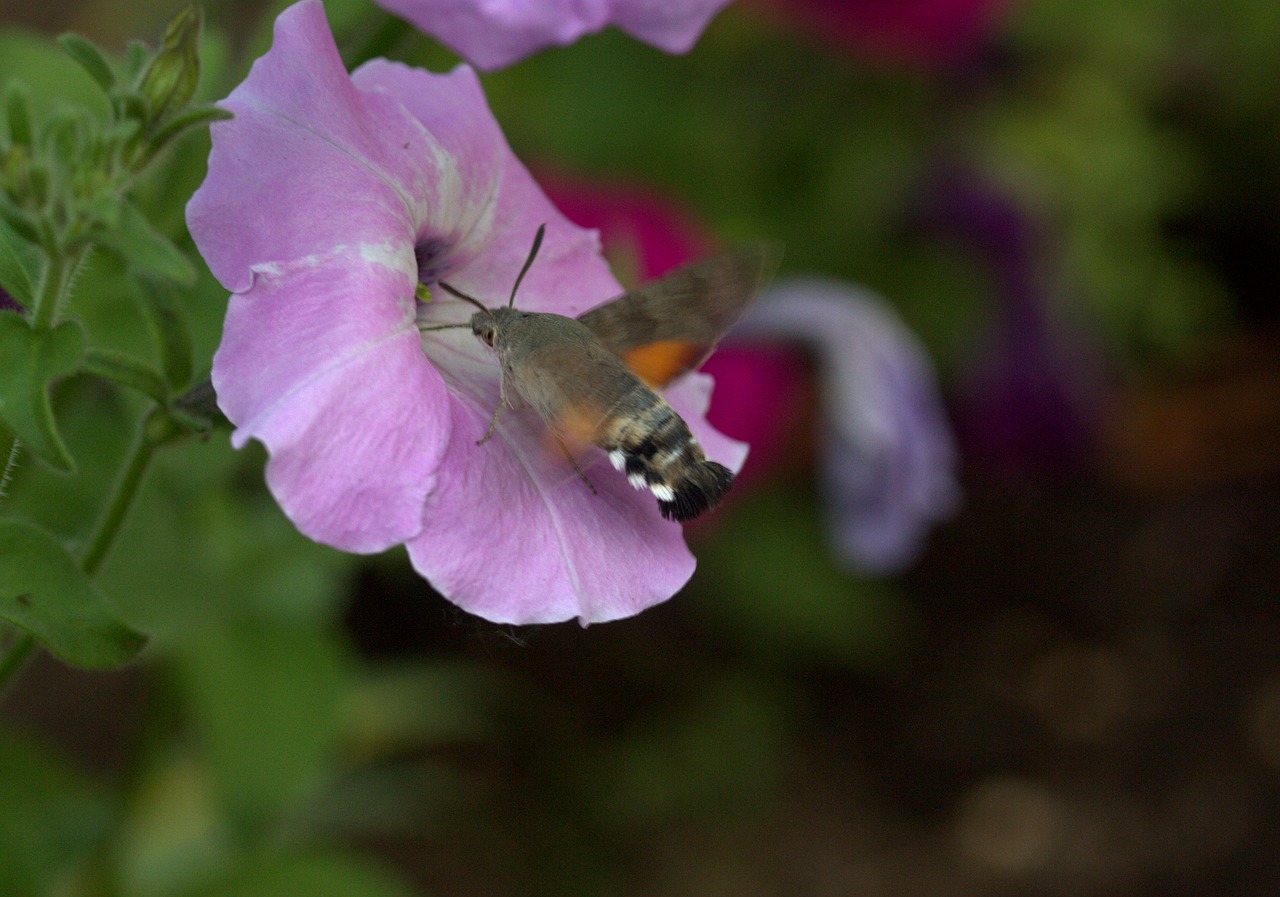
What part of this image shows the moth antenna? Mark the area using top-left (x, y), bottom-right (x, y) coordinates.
top-left (417, 322), bottom-right (470, 333)
top-left (437, 280), bottom-right (490, 315)
top-left (507, 223), bottom-right (546, 309)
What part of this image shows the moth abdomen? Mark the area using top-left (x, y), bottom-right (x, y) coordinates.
top-left (659, 458), bottom-right (734, 522)
top-left (602, 393), bottom-right (734, 522)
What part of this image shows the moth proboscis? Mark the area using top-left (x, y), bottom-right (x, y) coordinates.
top-left (419, 225), bottom-right (780, 521)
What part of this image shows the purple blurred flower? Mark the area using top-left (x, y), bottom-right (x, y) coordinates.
top-left (915, 172), bottom-right (1104, 475)
top-left (729, 279), bottom-right (959, 574)
top-left (186, 0), bottom-right (744, 625)
top-left (0, 285), bottom-right (23, 314)
top-left (375, 0), bottom-right (735, 71)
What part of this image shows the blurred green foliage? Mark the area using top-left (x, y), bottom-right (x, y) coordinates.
top-left (2, 0), bottom-right (1278, 893)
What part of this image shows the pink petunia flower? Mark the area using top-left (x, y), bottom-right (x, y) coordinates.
top-left (374, 0), bottom-right (736, 71)
top-left (186, 0), bottom-right (745, 625)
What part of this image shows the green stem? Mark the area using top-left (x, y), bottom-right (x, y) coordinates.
top-left (30, 247), bottom-right (81, 331)
top-left (0, 435), bottom-right (19, 506)
top-left (80, 412), bottom-right (163, 577)
top-left (0, 436), bottom-right (33, 692)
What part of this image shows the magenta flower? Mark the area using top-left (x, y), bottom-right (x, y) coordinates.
top-left (374, 0), bottom-right (735, 71)
top-left (186, 0), bottom-right (745, 624)
top-left (758, 0), bottom-right (1011, 67)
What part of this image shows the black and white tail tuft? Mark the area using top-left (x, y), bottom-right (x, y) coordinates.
top-left (608, 445), bottom-right (734, 522)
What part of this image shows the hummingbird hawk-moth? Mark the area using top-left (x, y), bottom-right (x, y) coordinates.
top-left (420, 226), bottom-right (778, 521)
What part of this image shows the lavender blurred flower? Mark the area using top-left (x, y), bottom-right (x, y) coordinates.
top-left (186, 0), bottom-right (744, 624)
top-left (730, 279), bottom-right (959, 573)
top-left (375, 0), bottom-right (735, 70)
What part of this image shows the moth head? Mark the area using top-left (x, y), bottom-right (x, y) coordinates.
top-left (470, 311), bottom-right (499, 347)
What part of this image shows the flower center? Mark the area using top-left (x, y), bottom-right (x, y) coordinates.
top-left (415, 237), bottom-right (454, 284)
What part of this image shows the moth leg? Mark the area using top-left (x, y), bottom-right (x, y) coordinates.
top-left (477, 371), bottom-right (510, 446)
top-left (553, 432), bottom-right (597, 495)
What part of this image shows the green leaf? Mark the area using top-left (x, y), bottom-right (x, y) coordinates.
top-left (125, 40), bottom-right (150, 80)
top-left (0, 314), bottom-right (85, 472)
top-left (195, 852), bottom-right (417, 897)
top-left (4, 83), bottom-right (35, 147)
top-left (81, 348), bottom-right (169, 403)
top-left (92, 201), bottom-right (196, 286)
top-left (0, 216), bottom-right (41, 309)
top-left (0, 519), bottom-right (148, 668)
top-left (56, 34), bottom-right (116, 92)
top-left (136, 275), bottom-right (192, 387)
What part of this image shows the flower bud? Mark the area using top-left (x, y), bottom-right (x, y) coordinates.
top-left (5, 84), bottom-right (35, 148)
top-left (138, 6), bottom-right (203, 127)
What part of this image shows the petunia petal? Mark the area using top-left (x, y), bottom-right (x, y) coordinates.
top-left (186, 0), bottom-right (483, 294)
top-left (405, 394), bottom-right (696, 625)
top-left (213, 253), bottom-right (450, 552)
top-left (372, 0), bottom-right (734, 71)
top-left (610, 0), bottom-right (736, 54)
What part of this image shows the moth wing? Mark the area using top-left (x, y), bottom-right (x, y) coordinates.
top-left (577, 241), bottom-right (780, 388)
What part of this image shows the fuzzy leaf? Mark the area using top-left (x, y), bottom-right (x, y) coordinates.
top-left (56, 34), bottom-right (116, 92)
top-left (92, 201), bottom-right (196, 286)
top-left (0, 314), bottom-right (84, 472)
top-left (136, 275), bottom-right (192, 387)
top-left (0, 519), bottom-right (148, 668)
top-left (0, 217), bottom-right (40, 309)
top-left (81, 348), bottom-right (169, 403)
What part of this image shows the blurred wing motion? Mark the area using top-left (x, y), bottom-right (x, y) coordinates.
top-left (577, 242), bottom-right (781, 388)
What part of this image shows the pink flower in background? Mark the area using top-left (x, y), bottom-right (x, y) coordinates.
top-left (374, 0), bottom-right (736, 70)
top-left (757, 0), bottom-right (1012, 67)
top-left (186, 0), bottom-right (744, 625)
top-left (546, 177), bottom-right (712, 281)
